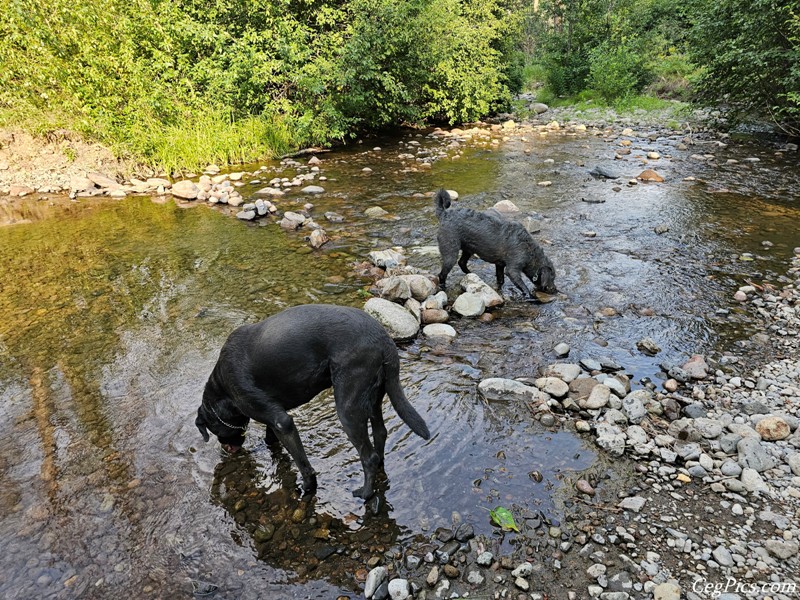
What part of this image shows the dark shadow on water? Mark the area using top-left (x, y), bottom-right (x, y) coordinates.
top-left (210, 443), bottom-right (409, 591)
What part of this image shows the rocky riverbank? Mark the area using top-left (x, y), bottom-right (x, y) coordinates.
top-left (350, 253), bottom-right (800, 600)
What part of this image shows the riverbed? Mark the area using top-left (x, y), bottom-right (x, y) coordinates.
top-left (0, 121), bottom-right (798, 599)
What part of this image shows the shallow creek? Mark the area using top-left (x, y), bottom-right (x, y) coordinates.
top-left (0, 124), bottom-right (798, 599)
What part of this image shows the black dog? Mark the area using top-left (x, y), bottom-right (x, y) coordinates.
top-left (434, 189), bottom-right (557, 298)
top-left (195, 304), bottom-right (430, 500)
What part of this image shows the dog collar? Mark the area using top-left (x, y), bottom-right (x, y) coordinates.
top-left (208, 403), bottom-right (248, 431)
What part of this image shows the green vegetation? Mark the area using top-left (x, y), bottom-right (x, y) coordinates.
top-left (0, 0), bottom-right (797, 172)
top-left (0, 0), bottom-right (521, 171)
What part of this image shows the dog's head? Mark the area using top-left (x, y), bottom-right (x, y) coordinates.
top-left (196, 401), bottom-right (248, 453)
top-left (533, 265), bottom-right (558, 295)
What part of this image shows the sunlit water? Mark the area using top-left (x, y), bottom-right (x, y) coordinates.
top-left (0, 127), bottom-right (798, 598)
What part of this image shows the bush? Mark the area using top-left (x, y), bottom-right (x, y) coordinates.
top-left (588, 42), bottom-right (652, 101)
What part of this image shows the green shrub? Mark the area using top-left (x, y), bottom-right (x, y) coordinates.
top-left (588, 42), bottom-right (652, 102)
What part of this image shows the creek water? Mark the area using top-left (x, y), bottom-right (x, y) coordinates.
top-left (0, 125), bottom-right (798, 599)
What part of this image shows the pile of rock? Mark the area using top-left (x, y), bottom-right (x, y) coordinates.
top-left (361, 246), bottom-right (508, 341)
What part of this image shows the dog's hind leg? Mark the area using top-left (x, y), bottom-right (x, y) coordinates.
top-left (370, 397), bottom-right (387, 468)
top-left (264, 425), bottom-right (279, 446)
top-left (506, 266), bottom-right (534, 299)
top-left (334, 384), bottom-right (381, 499)
top-left (457, 251), bottom-right (472, 274)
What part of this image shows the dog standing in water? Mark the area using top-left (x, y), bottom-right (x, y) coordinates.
top-left (195, 304), bottom-right (431, 500)
top-left (434, 189), bottom-right (557, 298)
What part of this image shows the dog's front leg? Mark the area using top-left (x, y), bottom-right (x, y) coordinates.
top-left (506, 267), bottom-right (534, 300)
top-left (268, 412), bottom-right (318, 495)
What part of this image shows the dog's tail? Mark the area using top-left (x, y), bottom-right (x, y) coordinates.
top-left (434, 189), bottom-right (451, 220)
top-left (384, 358), bottom-right (431, 440)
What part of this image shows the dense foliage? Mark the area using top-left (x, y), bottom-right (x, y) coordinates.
top-left (0, 0), bottom-right (520, 170)
top-left (0, 0), bottom-right (796, 171)
top-left (688, 0), bottom-right (800, 134)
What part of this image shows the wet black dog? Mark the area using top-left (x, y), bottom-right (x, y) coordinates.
top-left (195, 304), bottom-right (430, 500)
top-left (434, 189), bottom-right (557, 298)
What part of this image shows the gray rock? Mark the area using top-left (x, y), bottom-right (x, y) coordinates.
top-left (682, 355), bottom-right (709, 379)
top-left (459, 273), bottom-right (503, 308)
top-left (236, 209), bottom-right (256, 220)
top-left (589, 165), bottom-right (620, 179)
top-left (308, 228), bottom-right (329, 248)
top-left (720, 433), bottom-right (743, 454)
top-left (740, 468), bottom-right (769, 493)
top-left (387, 578), bottom-right (411, 600)
top-left (476, 551), bottom-right (493, 566)
top-left (368, 249), bottom-right (406, 269)
top-left (618, 496), bottom-right (646, 512)
top-left (764, 539), bottom-right (799, 560)
top-left (254, 186), bottom-right (285, 196)
top-left (511, 562), bottom-right (533, 578)
top-left (423, 324), bottom-right (456, 339)
top-left (554, 343), bottom-right (570, 357)
top-left (478, 378), bottom-right (541, 402)
top-left (545, 363), bottom-right (582, 383)
top-left (636, 337), bottom-right (661, 356)
top-left (712, 546), bottom-right (734, 567)
top-left (584, 384), bottom-right (611, 409)
top-left (595, 423), bottom-right (626, 456)
top-left (622, 391), bottom-right (648, 423)
top-left (720, 460), bottom-right (742, 477)
top-left (787, 453), bottom-right (800, 476)
top-left (364, 298), bottom-right (420, 341)
top-left (535, 377), bottom-right (569, 399)
top-left (694, 417), bottom-right (723, 439)
top-left (452, 292), bottom-right (485, 317)
top-left (683, 403), bottom-right (707, 419)
top-left (279, 211), bottom-right (306, 229)
top-left (580, 358), bottom-right (602, 372)
top-left (301, 185), bottom-right (325, 194)
top-left (603, 377), bottom-right (628, 398)
top-left (737, 438), bottom-right (777, 472)
top-left (365, 566), bottom-right (388, 598)
top-left (376, 277), bottom-right (412, 302)
top-left (467, 570), bottom-right (484, 585)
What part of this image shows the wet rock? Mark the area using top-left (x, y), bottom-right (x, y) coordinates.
top-left (452, 292), bottom-right (485, 317)
top-left (423, 324), bottom-right (456, 339)
top-left (301, 185), bottom-right (325, 194)
top-left (570, 377), bottom-right (600, 400)
top-left (580, 358), bottom-right (602, 372)
top-left (589, 166), bottom-right (620, 179)
top-left (636, 337), bottom-right (661, 356)
top-left (575, 479), bottom-right (595, 496)
top-left (637, 169), bottom-right (664, 182)
top-left (365, 206), bottom-right (389, 218)
top-left (511, 562), bottom-right (533, 578)
top-left (478, 378), bottom-right (540, 402)
top-left (324, 211), bottom-right (344, 222)
top-left (308, 229), bottom-right (329, 248)
top-left (387, 578), bottom-right (411, 600)
top-left (467, 570), bottom-right (484, 585)
top-left (426, 566), bottom-right (439, 587)
top-left (476, 551), bottom-right (493, 566)
top-left (755, 416), bottom-right (790, 441)
top-left (368, 249), bottom-right (406, 269)
top-left (365, 566), bottom-right (388, 598)
top-left (364, 298), bottom-right (419, 340)
top-left (554, 342), bottom-right (570, 357)
top-left (460, 273), bottom-right (504, 307)
top-left (399, 275), bottom-right (437, 301)
top-left (279, 211), bottom-right (306, 229)
top-left (602, 376), bottom-right (628, 398)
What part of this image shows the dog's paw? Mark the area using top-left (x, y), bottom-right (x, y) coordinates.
top-left (352, 485), bottom-right (374, 500)
top-left (301, 475), bottom-right (318, 496)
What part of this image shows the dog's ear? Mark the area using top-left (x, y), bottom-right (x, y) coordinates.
top-left (195, 413), bottom-right (210, 442)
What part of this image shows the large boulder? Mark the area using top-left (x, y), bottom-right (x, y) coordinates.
top-left (364, 298), bottom-right (419, 341)
top-left (171, 179), bottom-right (200, 200)
top-left (460, 273), bottom-right (504, 308)
top-left (452, 292), bottom-right (485, 317)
